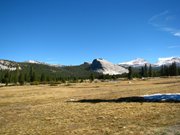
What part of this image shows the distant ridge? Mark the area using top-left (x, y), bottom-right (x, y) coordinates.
top-left (119, 58), bottom-right (150, 67)
top-left (119, 57), bottom-right (180, 67)
top-left (0, 57), bottom-right (180, 75)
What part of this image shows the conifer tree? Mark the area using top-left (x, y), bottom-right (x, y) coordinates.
top-left (128, 66), bottom-right (132, 80)
top-left (29, 66), bottom-right (36, 82)
top-left (90, 73), bottom-right (94, 82)
top-left (0, 70), bottom-right (2, 83)
top-left (171, 62), bottom-right (178, 76)
top-left (14, 67), bottom-right (19, 84)
top-left (19, 72), bottom-right (24, 85)
top-left (164, 65), bottom-right (169, 76)
top-left (32, 72), bottom-right (36, 82)
top-left (140, 67), bottom-right (144, 77)
top-left (148, 64), bottom-right (152, 77)
top-left (4, 71), bottom-right (9, 86)
top-left (144, 64), bottom-right (148, 77)
top-left (160, 65), bottom-right (165, 76)
top-left (29, 66), bottom-right (34, 82)
top-left (24, 73), bottom-right (29, 82)
top-left (41, 73), bottom-right (46, 82)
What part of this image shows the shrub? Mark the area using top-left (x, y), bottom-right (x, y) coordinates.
top-left (49, 81), bottom-right (58, 86)
top-left (30, 81), bottom-right (39, 85)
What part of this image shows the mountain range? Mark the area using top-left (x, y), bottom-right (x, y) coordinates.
top-left (119, 57), bottom-right (180, 67)
top-left (0, 57), bottom-right (180, 75)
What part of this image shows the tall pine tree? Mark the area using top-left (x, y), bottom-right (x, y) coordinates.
top-left (148, 64), bottom-right (152, 77)
top-left (29, 66), bottom-right (36, 82)
top-left (19, 72), bottom-right (24, 85)
top-left (4, 71), bottom-right (9, 86)
top-left (128, 66), bottom-right (132, 80)
top-left (40, 73), bottom-right (46, 82)
top-left (144, 64), bottom-right (148, 77)
top-left (171, 62), bottom-right (178, 76)
top-left (160, 65), bottom-right (165, 76)
top-left (140, 67), bottom-right (144, 77)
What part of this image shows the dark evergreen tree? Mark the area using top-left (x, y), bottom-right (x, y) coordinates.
top-left (18, 72), bottom-right (24, 85)
top-left (24, 73), bottom-right (29, 82)
top-left (46, 76), bottom-right (50, 82)
top-left (160, 65), bottom-right (165, 76)
top-left (144, 64), bottom-right (148, 77)
top-left (171, 62), bottom-right (178, 76)
top-left (0, 70), bottom-right (2, 83)
top-left (4, 71), bottom-right (9, 86)
top-left (32, 72), bottom-right (37, 82)
top-left (29, 66), bottom-right (37, 82)
top-left (90, 73), bottom-right (95, 82)
top-left (29, 66), bottom-right (34, 82)
top-left (40, 73), bottom-right (46, 82)
top-left (80, 79), bottom-right (84, 83)
top-left (72, 77), bottom-right (78, 83)
top-left (148, 64), bottom-right (152, 77)
top-left (164, 65), bottom-right (169, 76)
top-left (112, 75), bottom-right (117, 80)
top-left (14, 68), bottom-right (19, 84)
top-left (140, 67), bottom-right (144, 77)
top-left (61, 78), bottom-right (66, 83)
top-left (128, 66), bottom-right (132, 80)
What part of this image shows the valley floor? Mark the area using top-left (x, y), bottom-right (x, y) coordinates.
top-left (0, 77), bottom-right (180, 135)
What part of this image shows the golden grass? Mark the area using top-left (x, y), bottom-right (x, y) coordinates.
top-left (0, 77), bottom-right (180, 135)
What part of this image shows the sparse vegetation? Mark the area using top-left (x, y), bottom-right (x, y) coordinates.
top-left (0, 77), bottom-right (179, 135)
top-left (30, 81), bottom-right (39, 85)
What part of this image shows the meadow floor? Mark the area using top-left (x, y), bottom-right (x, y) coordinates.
top-left (0, 77), bottom-right (180, 135)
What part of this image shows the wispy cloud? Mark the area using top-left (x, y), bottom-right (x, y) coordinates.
top-left (149, 10), bottom-right (180, 38)
top-left (168, 45), bottom-right (180, 49)
top-left (149, 10), bottom-right (169, 27)
top-left (174, 32), bottom-right (180, 37)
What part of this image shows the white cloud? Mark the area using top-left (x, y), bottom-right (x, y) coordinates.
top-left (149, 10), bottom-right (180, 38)
top-left (168, 45), bottom-right (180, 49)
top-left (174, 32), bottom-right (180, 37)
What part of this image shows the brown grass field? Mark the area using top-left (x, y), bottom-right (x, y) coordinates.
top-left (0, 77), bottom-right (180, 135)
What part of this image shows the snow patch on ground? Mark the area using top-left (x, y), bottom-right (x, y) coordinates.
top-left (142, 93), bottom-right (180, 102)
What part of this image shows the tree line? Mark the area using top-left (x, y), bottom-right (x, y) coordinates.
top-left (0, 66), bottom-right (99, 86)
top-left (128, 62), bottom-right (180, 80)
top-left (0, 62), bottom-right (180, 85)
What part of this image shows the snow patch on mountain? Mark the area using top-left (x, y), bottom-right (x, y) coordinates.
top-left (25, 60), bottom-right (62, 67)
top-left (91, 58), bottom-right (128, 75)
top-left (0, 60), bottom-right (21, 71)
top-left (155, 57), bottom-right (180, 66)
top-left (119, 58), bottom-right (150, 67)
top-left (25, 60), bottom-right (42, 64)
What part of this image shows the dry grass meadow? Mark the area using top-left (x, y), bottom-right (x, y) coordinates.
top-left (0, 77), bottom-right (180, 135)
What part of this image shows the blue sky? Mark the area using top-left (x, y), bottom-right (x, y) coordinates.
top-left (0, 0), bottom-right (180, 65)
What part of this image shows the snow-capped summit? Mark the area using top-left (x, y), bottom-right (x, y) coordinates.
top-left (155, 57), bottom-right (180, 66)
top-left (119, 58), bottom-right (150, 67)
top-left (25, 60), bottom-right (43, 64)
top-left (0, 60), bottom-right (21, 71)
top-left (24, 60), bottom-right (62, 67)
top-left (90, 58), bottom-right (128, 75)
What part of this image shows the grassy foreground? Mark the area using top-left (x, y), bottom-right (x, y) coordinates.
top-left (0, 77), bottom-right (180, 135)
